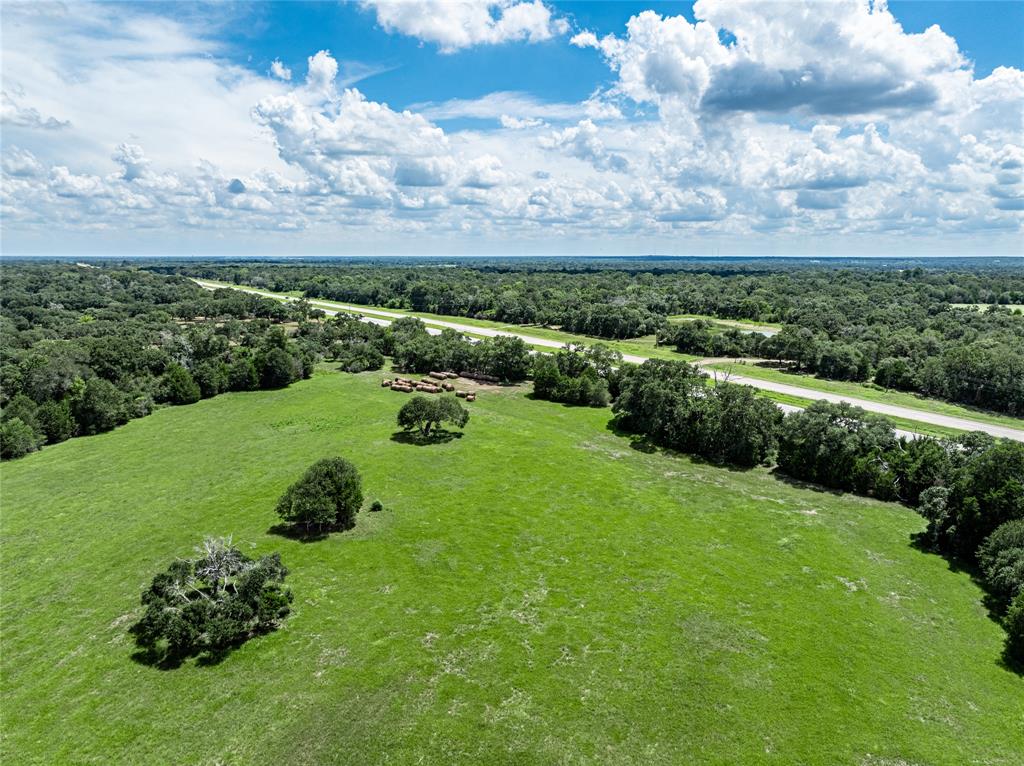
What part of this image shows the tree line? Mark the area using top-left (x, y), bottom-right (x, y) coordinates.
top-left (0, 264), bottom-right (318, 459)
top-left (154, 260), bottom-right (1024, 415)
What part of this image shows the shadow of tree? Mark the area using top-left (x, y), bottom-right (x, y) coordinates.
top-left (390, 429), bottom-right (464, 446)
top-left (266, 520), bottom-right (354, 543)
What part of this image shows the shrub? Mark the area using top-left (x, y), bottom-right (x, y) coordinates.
top-left (37, 399), bottom-right (75, 444)
top-left (275, 457), bottom-right (364, 532)
top-left (259, 347), bottom-right (299, 389)
top-left (979, 519), bottom-right (1024, 612)
top-left (159, 363), bottom-right (201, 405)
top-left (0, 417), bottom-right (43, 459)
top-left (1003, 592), bottom-right (1024, 669)
top-left (129, 537), bottom-right (292, 665)
top-left (370, 500), bottom-right (384, 513)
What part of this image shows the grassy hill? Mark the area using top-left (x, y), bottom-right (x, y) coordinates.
top-left (2, 369), bottom-right (1021, 765)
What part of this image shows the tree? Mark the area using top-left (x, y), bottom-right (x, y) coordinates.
top-left (37, 399), bottom-right (75, 444)
top-left (228, 355), bottom-right (259, 391)
top-left (0, 417), bottom-right (42, 459)
top-left (159, 363), bottom-right (201, 405)
top-left (477, 335), bottom-right (531, 382)
top-left (776, 401), bottom-right (897, 493)
top-left (259, 347), bottom-right (298, 389)
top-left (275, 457), bottom-right (364, 532)
top-left (129, 537), bottom-right (292, 665)
top-left (397, 395), bottom-right (469, 438)
top-left (70, 377), bottom-right (127, 435)
top-left (978, 519), bottom-right (1024, 612)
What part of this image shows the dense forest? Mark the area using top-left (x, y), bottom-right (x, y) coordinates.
top-left (153, 260), bottom-right (1024, 415)
top-left (0, 264), bottom-right (319, 459)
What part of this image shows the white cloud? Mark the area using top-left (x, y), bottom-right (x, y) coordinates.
top-left (270, 59), bottom-right (292, 81)
top-left (361, 0), bottom-right (568, 53)
top-left (1, 2), bottom-right (1020, 255)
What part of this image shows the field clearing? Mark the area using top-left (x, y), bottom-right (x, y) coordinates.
top-left (951, 303), bottom-right (1024, 313)
top-left (668, 314), bottom-right (783, 334)
top-left (705, 360), bottom-right (1024, 432)
top-left (2, 368), bottom-right (1021, 765)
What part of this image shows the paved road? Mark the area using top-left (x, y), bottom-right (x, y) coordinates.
top-left (194, 280), bottom-right (1024, 442)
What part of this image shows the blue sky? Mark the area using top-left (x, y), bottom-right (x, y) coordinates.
top-left (2, 0), bottom-right (1022, 256)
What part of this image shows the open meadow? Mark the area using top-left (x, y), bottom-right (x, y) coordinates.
top-left (2, 368), bottom-right (1021, 765)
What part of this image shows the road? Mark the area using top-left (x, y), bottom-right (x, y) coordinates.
top-left (194, 279), bottom-right (1024, 442)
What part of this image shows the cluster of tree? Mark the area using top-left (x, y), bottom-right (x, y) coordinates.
top-left (397, 395), bottom-right (470, 438)
top-left (164, 261), bottom-right (1024, 414)
top-left (129, 537), bottom-right (292, 666)
top-left (387, 318), bottom-right (531, 382)
top-left (611, 360), bottom-right (783, 467)
top-left (776, 402), bottom-right (1024, 666)
top-left (0, 264), bottom-right (314, 459)
top-left (531, 344), bottom-right (623, 407)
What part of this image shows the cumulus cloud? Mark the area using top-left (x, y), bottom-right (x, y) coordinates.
top-left (361, 0), bottom-right (568, 53)
top-left (1, 2), bottom-right (1020, 255)
top-left (539, 119), bottom-right (629, 172)
top-left (573, 0), bottom-right (967, 117)
top-left (269, 59), bottom-right (292, 81)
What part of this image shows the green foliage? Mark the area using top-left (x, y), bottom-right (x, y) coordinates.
top-left (36, 398), bottom-right (75, 444)
top-left (370, 500), bottom-right (384, 513)
top-left (776, 401), bottom-right (897, 494)
top-left (130, 537), bottom-right (292, 665)
top-left (159, 363), bottom-right (201, 405)
top-left (921, 438), bottom-right (1024, 559)
top-left (0, 417), bottom-right (43, 459)
top-left (258, 347), bottom-right (299, 389)
top-left (0, 264), bottom-right (314, 458)
top-left (979, 520), bottom-right (1024, 612)
top-left (531, 345), bottom-right (618, 408)
top-left (397, 395), bottom-right (469, 438)
top-left (1004, 591), bottom-right (1024, 669)
top-left (612, 360), bottom-right (782, 467)
top-left (71, 377), bottom-right (129, 436)
top-left (275, 457), bottom-right (364, 532)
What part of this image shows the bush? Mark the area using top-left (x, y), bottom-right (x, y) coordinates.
top-left (397, 395), bottom-right (469, 438)
top-left (1003, 592), bottom-right (1024, 669)
top-left (158, 363), bottom-right (201, 405)
top-left (71, 377), bottom-right (128, 435)
top-left (259, 347), bottom-right (299, 389)
top-left (0, 417), bottom-right (42, 459)
top-left (129, 537), bottom-right (292, 665)
top-left (275, 457), bottom-right (364, 532)
top-left (37, 399), bottom-right (75, 444)
top-left (370, 500), bottom-right (384, 513)
top-left (979, 519), bottom-right (1024, 612)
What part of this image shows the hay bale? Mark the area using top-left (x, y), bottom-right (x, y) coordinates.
top-left (442, 382), bottom-right (455, 391)
top-left (428, 371), bottom-right (446, 380)
top-left (445, 372), bottom-right (459, 379)
top-left (391, 384), bottom-right (413, 393)
top-left (455, 391), bottom-right (468, 398)
top-left (466, 394), bottom-right (476, 402)
top-left (382, 379), bottom-right (393, 387)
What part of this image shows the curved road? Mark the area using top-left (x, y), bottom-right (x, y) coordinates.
top-left (194, 280), bottom-right (1024, 442)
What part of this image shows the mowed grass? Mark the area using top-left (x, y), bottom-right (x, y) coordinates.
top-left (706, 360), bottom-right (1024, 431)
top-left (2, 370), bottom-right (1022, 765)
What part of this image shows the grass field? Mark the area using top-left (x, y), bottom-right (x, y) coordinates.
top-left (668, 314), bottom-right (783, 334)
top-left (2, 368), bottom-right (1021, 765)
top-left (706, 360), bottom-right (1024, 431)
top-left (951, 303), bottom-right (1024, 313)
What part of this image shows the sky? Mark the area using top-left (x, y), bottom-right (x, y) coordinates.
top-left (1, 0), bottom-right (1022, 257)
